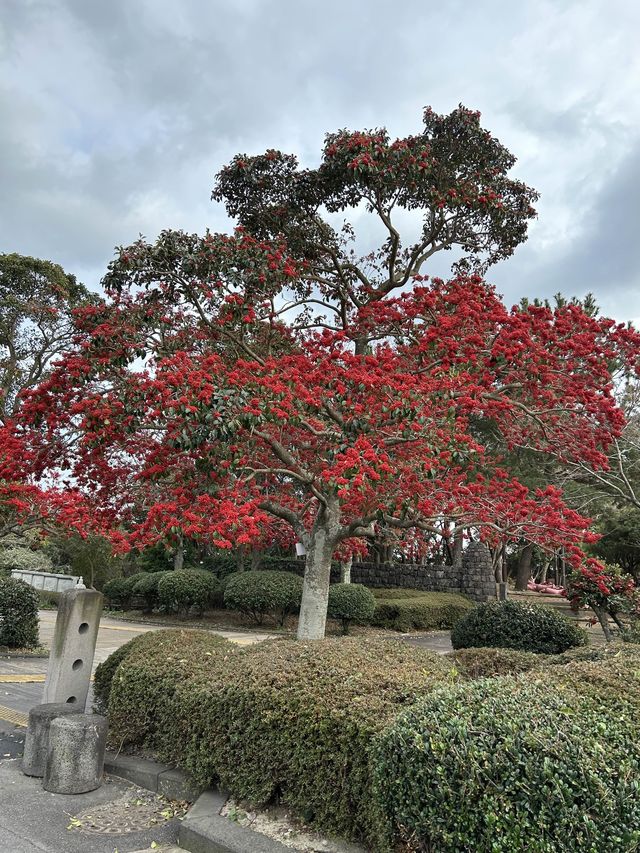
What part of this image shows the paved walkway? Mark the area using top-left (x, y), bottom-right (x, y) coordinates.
top-left (0, 729), bottom-right (182, 853)
top-left (38, 610), bottom-right (277, 666)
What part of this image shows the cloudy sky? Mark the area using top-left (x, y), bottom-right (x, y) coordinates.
top-left (2, 0), bottom-right (639, 321)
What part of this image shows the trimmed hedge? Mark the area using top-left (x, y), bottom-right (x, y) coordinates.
top-left (157, 569), bottom-right (219, 615)
top-left (327, 583), bottom-right (376, 633)
top-left (103, 572), bottom-right (150, 609)
top-left (451, 599), bottom-right (587, 654)
top-left (93, 630), bottom-right (164, 713)
top-left (223, 570), bottom-right (303, 625)
top-left (105, 629), bottom-right (234, 745)
top-left (133, 571), bottom-right (171, 612)
top-left (371, 590), bottom-right (473, 632)
top-left (376, 658), bottom-right (640, 852)
top-left (106, 636), bottom-right (455, 849)
top-left (451, 646), bottom-right (544, 678)
top-left (0, 577), bottom-right (39, 648)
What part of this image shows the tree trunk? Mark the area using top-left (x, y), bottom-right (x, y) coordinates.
top-left (592, 604), bottom-right (613, 641)
top-left (452, 527), bottom-right (463, 566)
top-left (297, 502), bottom-right (340, 641)
top-left (173, 535), bottom-right (184, 571)
top-left (516, 543), bottom-right (534, 591)
top-left (340, 556), bottom-right (352, 584)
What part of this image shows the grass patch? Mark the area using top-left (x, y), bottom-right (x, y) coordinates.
top-left (370, 589), bottom-right (473, 632)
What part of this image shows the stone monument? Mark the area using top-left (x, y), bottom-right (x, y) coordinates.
top-left (41, 585), bottom-right (103, 711)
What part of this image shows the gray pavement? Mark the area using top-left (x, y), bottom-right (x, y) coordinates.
top-left (0, 723), bottom-right (181, 853)
top-left (402, 630), bottom-right (453, 654)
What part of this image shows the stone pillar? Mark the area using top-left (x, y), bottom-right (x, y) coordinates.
top-left (22, 702), bottom-right (81, 777)
top-left (461, 542), bottom-right (497, 603)
top-left (43, 714), bottom-right (108, 794)
top-left (42, 587), bottom-right (103, 711)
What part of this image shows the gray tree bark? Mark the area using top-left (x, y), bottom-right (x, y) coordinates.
top-left (515, 542), bottom-right (534, 591)
top-left (340, 556), bottom-right (352, 584)
top-left (297, 499), bottom-right (340, 640)
top-left (173, 536), bottom-right (184, 571)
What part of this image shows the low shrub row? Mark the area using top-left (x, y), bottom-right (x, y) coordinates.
top-left (97, 631), bottom-right (456, 849)
top-left (99, 633), bottom-right (640, 851)
top-left (104, 569), bottom-right (220, 614)
top-left (371, 588), bottom-right (474, 632)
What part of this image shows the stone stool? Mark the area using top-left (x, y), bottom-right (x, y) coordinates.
top-left (43, 713), bottom-right (108, 794)
top-left (22, 703), bottom-right (81, 777)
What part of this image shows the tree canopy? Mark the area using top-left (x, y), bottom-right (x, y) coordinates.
top-left (13, 106), bottom-right (640, 638)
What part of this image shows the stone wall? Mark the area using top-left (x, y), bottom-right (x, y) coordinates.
top-left (273, 542), bottom-right (497, 603)
top-left (458, 541), bottom-right (497, 603)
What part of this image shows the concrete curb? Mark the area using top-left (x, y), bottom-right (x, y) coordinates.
top-left (105, 752), bottom-right (289, 853)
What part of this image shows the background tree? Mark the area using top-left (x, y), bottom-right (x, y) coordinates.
top-left (0, 253), bottom-right (94, 422)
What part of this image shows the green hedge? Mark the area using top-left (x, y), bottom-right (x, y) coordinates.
top-left (327, 583), bottom-right (376, 633)
top-left (106, 635), bottom-right (455, 849)
top-left (223, 570), bottom-right (303, 625)
top-left (103, 572), bottom-right (150, 609)
top-left (101, 631), bottom-right (640, 851)
top-left (451, 599), bottom-right (587, 654)
top-left (376, 657), bottom-right (640, 852)
top-left (157, 570), bottom-right (219, 615)
top-left (133, 571), bottom-right (171, 611)
top-left (102, 629), bottom-right (233, 736)
top-left (93, 630), bottom-right (163, 712)
top-left (371, 590), bottom-right (473, 632)
top-left (451, 646), bottom-right (545, 678)
top-left (0, 577), bottom-right (39, 648)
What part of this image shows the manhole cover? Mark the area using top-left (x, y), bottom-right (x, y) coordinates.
top-left (68, 789), bottom-right (187, 835)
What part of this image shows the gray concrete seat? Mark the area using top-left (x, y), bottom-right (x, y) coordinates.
top-left (43, 713), bottom-right (108, 794)
top-left (22, 702), bottom-right (81, 777)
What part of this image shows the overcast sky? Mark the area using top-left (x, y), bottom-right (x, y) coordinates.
top-left (2, 0), bottom-right (639, 321)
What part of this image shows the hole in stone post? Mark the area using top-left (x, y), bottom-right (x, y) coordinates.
top-left (66, 696), bottom-right (77, 704)
top-left (78, 622), bottom-right (89, 634)
top-left (72, 659), bottom-right (83, 671)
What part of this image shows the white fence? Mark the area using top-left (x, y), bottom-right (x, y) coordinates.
top-left (11, 569), bottom-right (79, 593)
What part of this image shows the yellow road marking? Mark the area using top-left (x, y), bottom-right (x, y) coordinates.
top-left (0, 675), bottom-right (45, 683)
top-left (0, 704), bottom-right (28, 727)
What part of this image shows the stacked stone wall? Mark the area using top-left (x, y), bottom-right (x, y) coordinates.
top-left (265, 543), bottom-right (496, 603)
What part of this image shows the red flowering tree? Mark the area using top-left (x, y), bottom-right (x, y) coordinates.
top-left (567, 559), bottom-right (640, 640)
top-left (17, 106), bottom-right (640, 638)
top-left (20, 254), bottom-right (640, 637)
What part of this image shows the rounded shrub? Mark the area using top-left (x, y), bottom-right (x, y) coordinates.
top-left (104, 629), bottom-right (234, 744)
top-left (157, 569), bottom-right (219, 616)
top-left (327, 583), bottom-right (375, 634)
top-left (103, 572), bottom-right (150, 609)
top-left (223, 570), bottom-right (303, 625)
top-left (0, 577), bottom-right (40, 648)
top-left (376, 661), bottom-right (640, 852)
top-left (450, 599), bottom-right (587, 654)
top-left (93, 630), bottom-right (161, 712)
top-left (132, 571), bottom-right (170, 612)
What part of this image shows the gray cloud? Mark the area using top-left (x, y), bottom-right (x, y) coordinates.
top-left (2, 0), bottom-right (640, 321)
